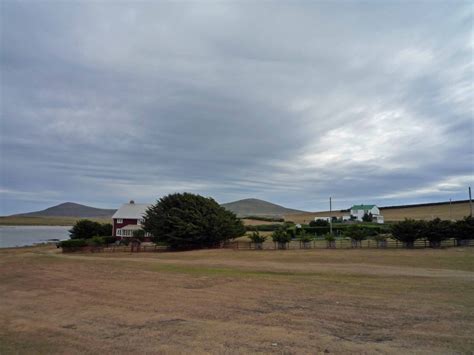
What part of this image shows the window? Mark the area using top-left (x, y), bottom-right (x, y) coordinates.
top-left (117, 229), bottom-right (122, 236)
top-left (116, 219), bottom-right (123, 224)
top-left (138, 218), bottom-right (145, 225)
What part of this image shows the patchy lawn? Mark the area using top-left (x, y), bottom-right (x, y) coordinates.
top-left (1, 246), bottom-right (473, 353)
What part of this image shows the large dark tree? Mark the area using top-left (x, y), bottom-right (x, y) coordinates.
top-left (143, 193), bottom-right (245, 249)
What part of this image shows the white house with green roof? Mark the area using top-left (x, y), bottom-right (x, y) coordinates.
top-left (350, 204), bottom-right (384, 223)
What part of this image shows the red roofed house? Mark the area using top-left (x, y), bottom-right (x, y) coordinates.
top-left (112, 200), bottom-right (151, 238)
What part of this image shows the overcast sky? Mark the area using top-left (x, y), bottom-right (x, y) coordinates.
top-left (0, 1), bottom-right (473, 215)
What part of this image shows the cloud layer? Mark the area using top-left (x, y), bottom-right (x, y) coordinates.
top-left (1, 1), bottom-right (473, 214)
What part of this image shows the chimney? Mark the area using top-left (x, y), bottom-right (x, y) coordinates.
top-left (129, 200), bottom-right (135, 204)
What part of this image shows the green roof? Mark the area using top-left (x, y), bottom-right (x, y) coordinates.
top-left (350, 204), bottom-right (376, 210)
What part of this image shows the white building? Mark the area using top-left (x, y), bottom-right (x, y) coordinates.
top-left (349, 204), bottom-right (384, 224)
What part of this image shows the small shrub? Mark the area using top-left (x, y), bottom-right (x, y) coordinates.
top-left (309, 219), bottom-right (329, 227)
top-left (88, 236), bottom-right (105, 246)
top-left (298, 231), bottom-right (313, 243)
top-left (59, 239), bottom-right (87, 249)
top-left (102, 236), bottom-right (119, 245)
top-left (373, 234), bottom-right (387, 241)
top-left (324, 234), bottom-right (335, 242)
top-left (272, 228), bottom-right (292, 243)
top-left (133, 229), bottom-right (146, 241)
top-left (345, 225), bottom-right (366, 241)
top-left (373, 233), bottom-right (388, 248)
top-left (248, 231), bottom-right (267, 244)
top-left (272, 227), bottom-right (291, 249)
top-left (362, 212), bottom-right (373, 222)
top-left (324, 234), bottom-right (336, 248)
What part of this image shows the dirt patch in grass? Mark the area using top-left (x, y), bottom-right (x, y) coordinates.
top-left (1, 246), bottom-right (473, 353)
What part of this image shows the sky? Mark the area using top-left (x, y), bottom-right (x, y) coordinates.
top-left (0, 1), bottom-right (473, 215)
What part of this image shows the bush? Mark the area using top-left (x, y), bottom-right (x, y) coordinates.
top-left (373, 234), bottom-right (388, 242)
top-left (309, 219), bottom-right (329, 227)
top-left (271, 227), bottom-right (292, 243)
top-left (298, 231), bottom-right (313, 243)
top-left (59, 239), bottom-right (87, 248)
top-left (362, 212), bottom-right (373, 222)
top-left (101, 223), bottom-right (113, 236)
top-left (102, 236), bottom-right (119, 245)
top-left (69, 220), bottom-right (112, 239)
top-left (452, 216), bottom-right (474, 241)
top-left (391, 219), bottom-right (425, 247)
top-left (242, 216), bottom-right (285, 222)
top-left (324, 234), bottom-right (335, 242)
top-left (248, 231), bottom-right (267, 244)
top-left (87, 236), bottom-right (105, 246)
top-left (133, 229), bottom-right (146, 240)
top-left (422, 218), bottom-right (452, 248)
top-left (143, 193), bottom-right (245, 249)
top-left (345, 225), bottom-right (367, 241)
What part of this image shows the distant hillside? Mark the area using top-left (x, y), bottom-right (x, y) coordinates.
top-left (14, 202), bottom-right (116, 218)
top-left (221, 198), bottom-right (305, 217)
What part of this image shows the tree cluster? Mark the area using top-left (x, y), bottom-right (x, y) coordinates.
top-left (391, 216), bottom-right (474, 247)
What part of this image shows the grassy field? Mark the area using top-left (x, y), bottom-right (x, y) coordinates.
top-left (286, 201), bottom-right (472, 224)
top-left (0, 216), bottom-right (111, 226)
top-left (1, 246), bottom-right (473, 353)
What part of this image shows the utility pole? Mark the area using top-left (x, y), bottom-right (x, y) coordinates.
top-left (469, 186), bottom-right (473, 217)
top-left (449, 198), bottom-right (452, 220)
top-left (329, 197), bottom-right (333, 235)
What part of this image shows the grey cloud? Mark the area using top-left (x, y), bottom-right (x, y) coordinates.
top-left (1, 1), bottom-right (472, 214)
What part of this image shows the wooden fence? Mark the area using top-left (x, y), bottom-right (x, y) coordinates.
top-left (222, 238), bottom-right (474, 250)
top-left (62, 238), bottom-right (474, 253)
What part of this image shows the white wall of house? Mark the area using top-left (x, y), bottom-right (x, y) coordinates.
top-left (350, 206), bottom-right (382, 222)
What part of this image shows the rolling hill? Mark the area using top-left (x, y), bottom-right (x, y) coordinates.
top-left (221, 198), bottom-right (306, 217)
top-left (14, 202), bottom-right (116, 218)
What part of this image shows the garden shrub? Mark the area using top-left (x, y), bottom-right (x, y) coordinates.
top-left (309, 219), bottom-right (329, 227)
top-left (248, 231), bottom-right (267, 244)
top-left (87, 236), bottom-right (105, 246)
top-left (59, 239), bottom-right (87, 249)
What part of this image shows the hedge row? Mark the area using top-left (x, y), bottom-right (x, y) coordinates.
top-left (242, 216), bottom-right (285, 222)
top-left (59, 236), bottom-right (119, 249)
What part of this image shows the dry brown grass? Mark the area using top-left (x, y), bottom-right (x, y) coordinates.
top-left (241, 219), bottom-right (283, 226)
top-left (1, 246), bottom-right (473, 354)
top-left (286, 201), bottom-right (472, 223)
